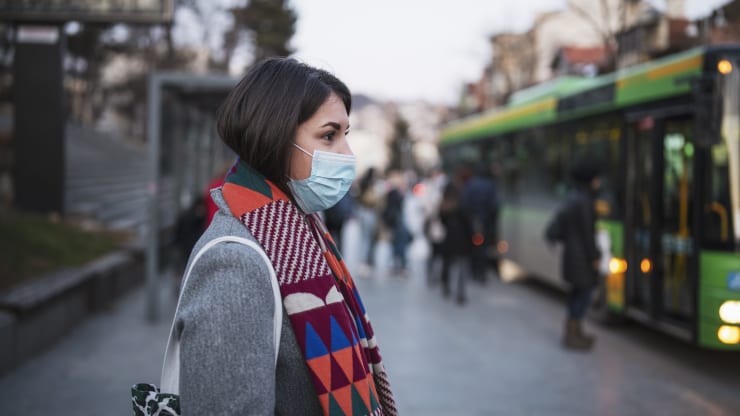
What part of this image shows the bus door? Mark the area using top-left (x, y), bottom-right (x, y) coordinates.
top-left (626, 114), bottom-right (697, 335)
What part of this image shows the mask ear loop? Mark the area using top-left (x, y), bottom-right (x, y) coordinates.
top-left (293, 143), bottom-right (313, 158)
top-left (286, 143), bottom-right (314, 182)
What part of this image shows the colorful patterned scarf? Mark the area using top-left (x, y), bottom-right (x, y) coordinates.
top-left (221, 161), bottom-right (397, 416)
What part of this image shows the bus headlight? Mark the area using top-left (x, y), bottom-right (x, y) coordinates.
top-left (609, 257), bottom-right (627, 274)
top-left (719, 301), bottom-right (740, 324)
top-left (718, 59), bottom-right (733, 75)
top-left (717, 325), bottom-right (740, 344)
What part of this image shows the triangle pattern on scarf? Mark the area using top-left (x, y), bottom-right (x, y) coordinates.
top-left (352, 286), bottom-right (367, 315)
top-left (305, 322), bottom-right (329, 359)
top-left (355, 379), bottom-right (371, 412)
top-left (330, 315), bottom-right (353, 351)
top-left (351, 384), bottom-right (371, 414)
top-left (328, 393), bottom-right (346, 416)
top-left (369, 383), bottom-right (380, 412)
top-left (333, 346), bottom-right (354, 382)
top-left (354, 315), bottom-right (367, 341)
top-left (330, 354), bottom-right (351, 390)
top-left (222, 182), bottom-right (274, 214)
top-left (351, 345), bottom-right (368, 382)
top-left (332, 385), bottom-right (353, 416)
top-left (307, 355), bottom-right (331, 394)
top-left (225, 162), bottom-right (274, 199)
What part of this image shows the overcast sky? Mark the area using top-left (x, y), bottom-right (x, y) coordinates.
top-left (288, 0), bottom-right (730, 105)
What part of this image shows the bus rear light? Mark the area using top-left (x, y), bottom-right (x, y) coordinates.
top-left (640, 258), bottom-right (652, 274)
top-left (472, 233), bottom-right (484, 246)
top-left (719, 301), bottom-right (740, 324)
top-left (717, 325), bottom-right (740, 344)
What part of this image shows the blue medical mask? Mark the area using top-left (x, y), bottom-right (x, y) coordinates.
top-left (287, 144), bottom-right (356, 213)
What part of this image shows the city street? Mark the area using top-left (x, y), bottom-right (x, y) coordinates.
top-left (0, 219), bottom-right (739, 415)
top-left (3, 2), bottom-right (740, 415)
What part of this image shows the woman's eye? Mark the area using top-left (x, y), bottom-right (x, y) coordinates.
top-left (322, 131), bottom-right (335, 141)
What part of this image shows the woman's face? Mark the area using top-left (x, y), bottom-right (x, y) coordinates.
top-left (289, 92), bottom-right (352, 181)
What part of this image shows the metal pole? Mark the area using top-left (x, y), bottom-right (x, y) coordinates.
top-left (146, 74), bottom-right (162, 322)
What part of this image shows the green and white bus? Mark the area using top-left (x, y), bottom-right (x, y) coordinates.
top-left (440, 45), bottom-right (740, 349)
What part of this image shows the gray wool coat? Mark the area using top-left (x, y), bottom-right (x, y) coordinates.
top-left (174, 189), bottom-right (323, 415)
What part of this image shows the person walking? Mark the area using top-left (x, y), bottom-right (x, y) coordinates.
top-left (356, 167), bottom-right (382, 274)
top-left (422, 168), bottom-right (447, 284)
top-left (438, 181), bottom-right (473, 305)
top-left (548, 160), bottom-right (602, 351)
top-left (170, 58), bottom-right (397, 414)
top-left (462, 162), bottom-right (500, 282)
top-left (382, 173), bottom-right (410, 275)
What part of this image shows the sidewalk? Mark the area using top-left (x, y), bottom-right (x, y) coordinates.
top-left (0, 280), bottom-right (175, 416)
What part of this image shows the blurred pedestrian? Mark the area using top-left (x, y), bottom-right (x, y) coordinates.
top-left (549, 160), bottom-right (602, 350)
top-left (323, 190), bottom-right (354, 252)
top-left (356, 167), bottom-right (382, 274)
top-left (421, 168), bottom-right (447, 283)
top-left (462, 161), bottom-right (500, 282)
top-left (166, 57), bottom-right (396, 414)
top-left (382, 172), bottom-right (410, 275)
top-left (439, 180), bottom-right (473, 305)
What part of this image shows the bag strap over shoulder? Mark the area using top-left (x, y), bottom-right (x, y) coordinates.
top-left (160, 236), bottom-right (282, 395)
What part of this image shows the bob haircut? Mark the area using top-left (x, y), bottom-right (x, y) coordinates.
top-left (216, 57), bottom-right (351, 196)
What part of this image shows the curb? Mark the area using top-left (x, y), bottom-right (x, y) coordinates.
top-left (0, 247), bottom-right (145, 377)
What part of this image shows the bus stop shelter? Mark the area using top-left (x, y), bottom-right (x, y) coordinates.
top-left (145, 72), bottom-right (238, 321)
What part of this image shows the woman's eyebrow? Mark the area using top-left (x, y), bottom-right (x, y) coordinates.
top-left (321, 121), bottom-right (349, 130)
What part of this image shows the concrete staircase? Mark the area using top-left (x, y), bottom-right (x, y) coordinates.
top-left (64, 125), bottom-right (178, 235)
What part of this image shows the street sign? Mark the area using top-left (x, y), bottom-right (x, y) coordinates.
top-left (16, 26), bottom-right (58, 44)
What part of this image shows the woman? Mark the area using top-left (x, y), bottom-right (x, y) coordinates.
top-left (176, 58), bottom-right (397, 415)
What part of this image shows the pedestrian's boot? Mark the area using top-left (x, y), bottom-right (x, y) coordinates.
top-left (576, 320), bottom-right (596, 345)
top-left (562, 319), bottom-right (593, 351)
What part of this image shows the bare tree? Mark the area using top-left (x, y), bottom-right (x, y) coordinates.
top-left (570, 0), bottom-right (627, 72)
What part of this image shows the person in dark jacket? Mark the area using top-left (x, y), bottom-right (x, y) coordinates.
top-left (323, 191), bottom-right (354, 252)
top-left (439, 181), bottom-right (474, 305)
top-left (382, 176), bottom-right (410, 275)
top-left (462, 162), bottom-right (500, 281)
top-left (557, 161), bottom-right (602, 350)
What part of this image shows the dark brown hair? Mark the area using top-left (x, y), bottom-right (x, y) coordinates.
top-left (216, 57), bottom-right (351, 195)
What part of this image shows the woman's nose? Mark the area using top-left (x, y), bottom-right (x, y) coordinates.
top-left (339, 139), bottom-right (353, 156)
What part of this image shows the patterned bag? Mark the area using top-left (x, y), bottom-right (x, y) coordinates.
top-left (131, 383), bottom-right (180, 416)
top-left (131, 236), bottom-right (281, 416)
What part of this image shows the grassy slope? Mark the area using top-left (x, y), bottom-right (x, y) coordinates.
top-left (0, 212), bottom-right (128, 292)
